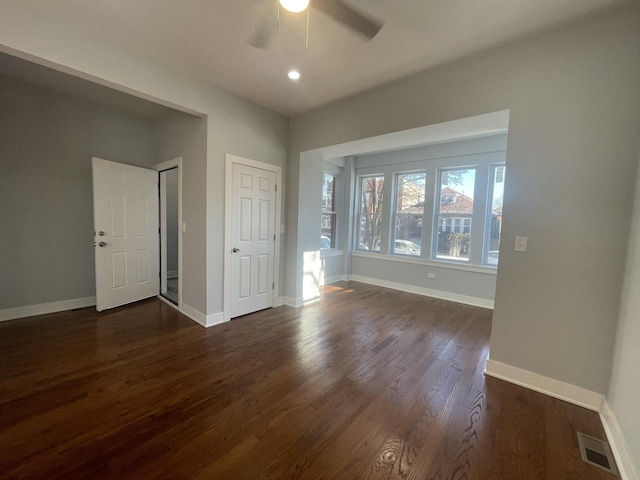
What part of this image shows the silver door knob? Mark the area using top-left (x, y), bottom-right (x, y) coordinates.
top-left (232, 247), bottom-right (240, 253)
top-left (99, 241), bottom-right (107, 247)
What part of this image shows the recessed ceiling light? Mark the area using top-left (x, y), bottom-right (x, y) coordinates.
top-left (280, 0), bottom-right (309, 13)
top-left (288, 70), bottom-right (301, 80)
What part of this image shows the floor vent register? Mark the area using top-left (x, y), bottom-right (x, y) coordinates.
top-left (577, 432), bottom-right (619, 476)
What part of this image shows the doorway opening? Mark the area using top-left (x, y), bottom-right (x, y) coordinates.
top-left (159, 166), bottom-right (180, 306)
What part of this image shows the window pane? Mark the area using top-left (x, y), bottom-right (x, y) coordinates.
top-left (322, 174), bottom-right (335, 213)
top-left (394, 172), bottom-right (425, 256)
top-left (358, 176), bottom-right (384, 251)
top-left (435, 168), bottom-right (476, 261)
top-left (485, 165), bottom-right (505, 266)
top-left (321, 213), bottom-right (336, 249)
top-left (321, 174), bottom-right (337, 249)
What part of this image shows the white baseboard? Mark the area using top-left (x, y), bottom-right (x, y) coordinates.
top-left (167, 270), bottom-right (178, 279)
top-left (322, 274), bottom-right (350, 285)
top-left (600, 399), bottom-right (639, 480)
top-left (179, 303), bottom-right (227, 328)
top-left (350, 274), bottom-right (494, 309)
top-left (484, 358), bottom-right (603, 411)
top-left (177, 302), bottom-right (206, 326)
top-left (284, 296), bottom-right (303, 308)
top-left (273, 297), bottom-right (284, 307)
top-left (485, 359), bottom-right (638, 479)
top-left (0, 296), bottom-right (96, 322)
top-left (205, 312), bottom-right (225, 328)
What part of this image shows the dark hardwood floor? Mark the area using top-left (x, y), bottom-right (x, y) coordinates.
top-left (0, 282), bottom-right (611, 479)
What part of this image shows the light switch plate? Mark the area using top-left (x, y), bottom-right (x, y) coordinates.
top-left (515, 236), bottom-right (528, 252)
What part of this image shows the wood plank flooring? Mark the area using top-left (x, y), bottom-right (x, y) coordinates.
top-left (0, 282), bottom-right (612, 479)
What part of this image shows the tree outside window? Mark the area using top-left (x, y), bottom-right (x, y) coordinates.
top-left (358, 176), bottom-right (384, 251)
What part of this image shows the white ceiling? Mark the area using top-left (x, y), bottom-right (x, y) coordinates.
top-left (2, 0), bottom-right (632, 117)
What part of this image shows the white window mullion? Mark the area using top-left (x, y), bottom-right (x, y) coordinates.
top-left (468, 165), bottom-right (488, 264)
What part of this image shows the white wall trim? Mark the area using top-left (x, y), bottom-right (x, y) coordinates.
top-left (157, 294), bottom-right (179, 310)
top-left (167, 270), bottom-right (178, 279)
top-left (321, 274), bottom-right (350, 286)
top-left (0, 297), bottom-right (96, 322)
top-left (284, 296), bottom-right (303, 308)
top-left (155, 157), bottom-right (183, 309)
top-left (179, 302), bottom-right (227, 328)
top-left (223, 154), bottom-right (282, 322)
top-left (484, 358), bottom-right (603, 411)
top-left (350, 274), bottom-right (494, 309)
top-left (351, 251), bottom-right (498, 275)
top-left (205, 312), bottom-right (226, 328)
top-left (600, 399), bottom-right (639, 480)
top-left (179, 302), bottom-right (207, 327)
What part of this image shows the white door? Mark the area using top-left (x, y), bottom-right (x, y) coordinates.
top-left (92, 158), bottom-right (159, 311)
top-left (230, 163), bottom-right (276, 318)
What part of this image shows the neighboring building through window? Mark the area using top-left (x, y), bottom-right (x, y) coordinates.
top-left (394, 172), bottom-right (426, 256)
top-left (435, 168), bottom-right (476, 262)
top-left (321, 173), bottom-right (337, 249)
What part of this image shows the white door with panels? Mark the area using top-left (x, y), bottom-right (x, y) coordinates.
top-left (92, 158), bottom-right (159, 311)
top-left (230, 163), bottom-right (276, 318)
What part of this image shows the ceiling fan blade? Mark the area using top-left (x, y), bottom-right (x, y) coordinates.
top-left (250, 1), bottom-right (278, 49)
top-left (312, 0), bottom-right (384, 41)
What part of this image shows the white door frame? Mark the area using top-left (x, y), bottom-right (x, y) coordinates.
top-left (155, 157), bottom-right (183, 311)
top-left (224, 154), bottom-right (282, 321)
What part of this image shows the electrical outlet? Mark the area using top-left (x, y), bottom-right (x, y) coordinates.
top-left (428, 273), bottom-right (436, 279)
top-left (515, 236), bottom-right (528, 252)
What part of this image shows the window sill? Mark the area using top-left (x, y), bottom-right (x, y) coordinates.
top-left (351, 251), bottom-right (498, 275)
top-left (320, 249), bottom-right (345, 259)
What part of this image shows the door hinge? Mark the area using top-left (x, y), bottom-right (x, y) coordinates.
top-left (272, 283), bottom-right (275, 290)
top-left (275, 184), bottom-right (277, 192)
top-left (273, 234), bottom-right (276, 241)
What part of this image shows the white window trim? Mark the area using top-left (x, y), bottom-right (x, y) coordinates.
top-left (432, 165), bottom-right (478, 263)
top-left (482, 162), bottom-right (506, 268)
top-left (353, 151), bottom-right (506, 268)
top-left (352, 250), bottom-right (497, 275)
top-left (322, 171), bottom-right (340, 251)
top-left (392, 170), bottom-right (427, 257)
top-left (320, 249), bottom-right (345, 259)
top-left (354, 173), bottom-right (385, 253)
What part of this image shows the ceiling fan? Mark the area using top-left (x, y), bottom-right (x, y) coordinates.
top-left (250, 0), bottom-right (384, 49)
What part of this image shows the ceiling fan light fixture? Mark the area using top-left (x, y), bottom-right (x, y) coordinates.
top-left (280, 0), bottom-right (309, 13)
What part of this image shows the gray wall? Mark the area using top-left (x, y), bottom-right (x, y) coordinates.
top-left (156, 110), bottom-right (207, 313)
top-left (349, 135), bottom-right (507, 303)
top-left (286, 5), bottom-right (640, 394)
top-left (0, 75), bottom-right (158, 309)
top-left (204, 93), bottom-right (288, 316)
top-left (608, 147), bottom-right (640, 476)
top-left (0, 4), bottom-right (290, 319)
